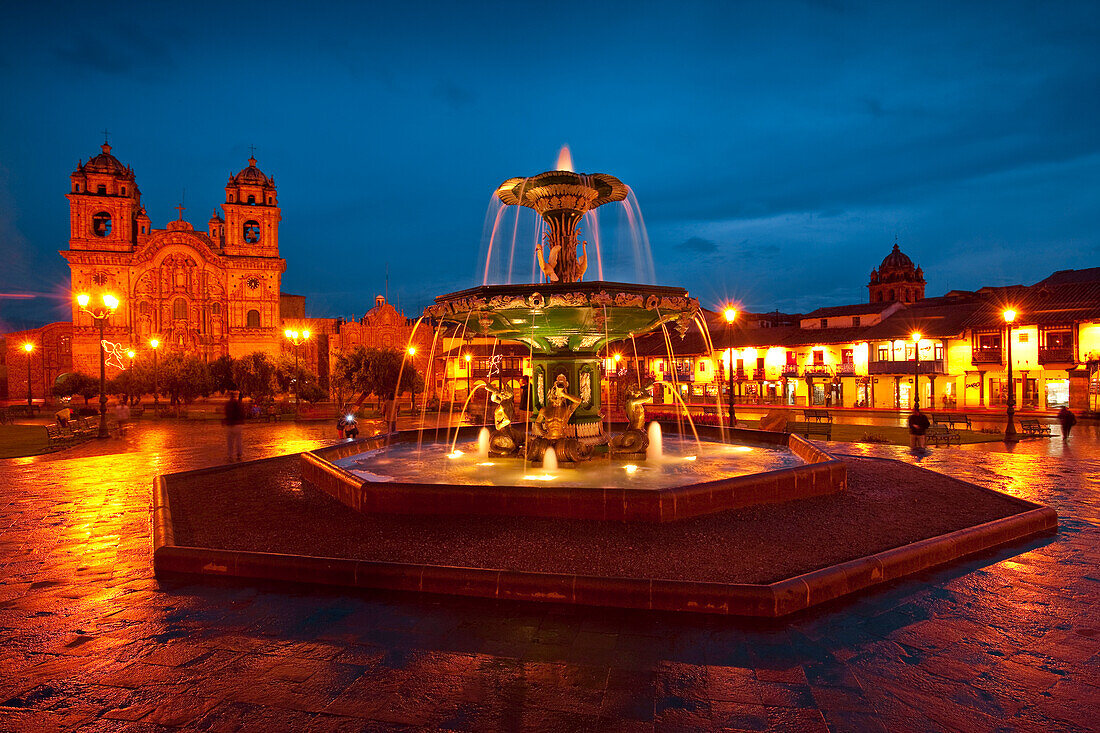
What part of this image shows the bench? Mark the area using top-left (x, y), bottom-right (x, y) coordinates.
top-left (802, 409), bottom-right (833, 424)
top-left (925, 424), bottom-right (960, 446)
top-left (1019, 419), bottom-right (1052, 437)
top-left (788, 421), bottom-right (832, 440)
top-left (932, 413), bottom-right (971, 430)
top-left (45, 424), bottom-right (79, 447)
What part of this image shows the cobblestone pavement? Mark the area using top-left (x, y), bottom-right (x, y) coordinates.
top-left (0, 421), bottom-right (1098, 731)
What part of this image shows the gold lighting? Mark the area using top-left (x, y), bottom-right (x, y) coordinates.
top-left (126, 349), bottom-right (135, 359)
top-left (911, 331), bottom-right (922, 343)
top-left (613, 353), bottom-right (622, 363)
top-left (77, 293), bottom-right (90, 308)
top-left (302, 330), bottom-right (310, 340)
top-left (407, 346), bottom-right (417, 356)
top-left (23, 342), bottom-right (34, 352)
top-left (723, 307), bottom-right (737, 323)
top-left (149, 338), bottom-right (159, 349)
top-left (1003, 309), bottom-right (1017, 323)
top-left (102, 294), bottom-right (119, 309)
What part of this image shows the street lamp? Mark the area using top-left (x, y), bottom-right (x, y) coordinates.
top-left (910, 331), bottom-right (922, 409)
top-left (284, 328), bottom-right (311, 419)
top-left (76, 292), bottom-right (120, 438)
top-left (149, 338), bottom-right (160, 409)
top-left (724, 307), bottom-right (738, 426)
top-left (464, 352), bottom-right (472, 396)
top-left (22, 342), bottom-right (34, 410)
top-left (1003, 309), bottom-right (1018, 442)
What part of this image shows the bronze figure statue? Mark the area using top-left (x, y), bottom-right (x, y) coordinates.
top-left (609, 382), bottom-right (653, 457)
top-left (526, 375), bottom-right (591, 462)
top-left (476, 380), bottom-right (525, 455)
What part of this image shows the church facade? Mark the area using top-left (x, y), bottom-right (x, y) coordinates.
top-left (61, 143), bottom-right (287, 375)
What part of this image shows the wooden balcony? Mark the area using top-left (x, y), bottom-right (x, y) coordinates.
top-left (781, 365), bottom-right (800, 377)
top-left (971, 348), bottom-right (1003, 364)
top-left (835, 362), bottom-right (856, 375)
top-left (1038, 347), bottom-right (1075, 364)
top-left (803, 365), bottom-right (832, 377)
top-left (868, 359), bottom-right (945, 375)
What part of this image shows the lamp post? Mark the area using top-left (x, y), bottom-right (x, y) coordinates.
top-left (406, 346), bottom-right (417, 410)
top-left (464, 352), bottom-right (472, 396)
top-left (149, 338), bottom-right (160, 409)
top-left (612, 352), bottom-right (622, 417)
top-left (1003, 309), bottom-right (1018, 442)
top-left (22, 343), bottom-right (34, 410)
top-left (76, 292), bottom-right (120, 438)
top-left (284, 328), bottom-right (311, 419)
top-left (723, 307), bottom-right (738, 426)
top-left (911, 331), bottom-right (922, 409)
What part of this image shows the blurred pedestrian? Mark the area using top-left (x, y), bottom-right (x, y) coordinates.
top-left (344, 415), bottom-right (359, 439)
top-left (519, 375), bottom-right (530, 417)
top-left (1057, 406), bottom-right (1077, 442)
top-left (54, 406), bottom-right (72, 428)
top-left (383, 395), bottom-right (398, 433)
top-left (908, 405), bottom-right (930, 451)
top-left (224, 391), bottom-right (245, 462)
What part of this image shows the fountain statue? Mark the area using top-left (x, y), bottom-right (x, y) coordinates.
top-left (526, 375), bottom-right (592, 464)
top-left (475, 380), bottom-right (525, 456)
top-left (425, 164), bottom-right (700, 464)
top-left (609, 382), bottom-right (654, 459)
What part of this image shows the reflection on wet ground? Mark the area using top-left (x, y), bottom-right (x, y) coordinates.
top-left (0, 419), bottom-right (1097, 730)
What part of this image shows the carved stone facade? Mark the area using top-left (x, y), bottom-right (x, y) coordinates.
top-left (60, 144), bottom-right (287, 376)
top-left (868, 242), bottom-right (926, 304)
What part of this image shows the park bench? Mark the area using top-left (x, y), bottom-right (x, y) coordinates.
top-left (802, 409), bottom-right (833, 424)
top-left (788, 421), bottom-right (832, 441)
top-left (45, 424), bottom-right (79, 447)
top-left (1019, 419), bottom-right (1052, 437)
top-left (0, 407), bottom-right (10, 425)
top-left (925, 424), bottom-right (960, 446)
top-left (932, 413), bottom-right (971, 430)
top-left (130, 405), bottom-right (144, 419)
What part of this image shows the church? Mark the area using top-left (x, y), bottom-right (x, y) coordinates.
top-left (2, 141), bottom-right (420, 401)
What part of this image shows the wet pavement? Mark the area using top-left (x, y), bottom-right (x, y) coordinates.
top-left (0, 420), bottom-right (1098, 731)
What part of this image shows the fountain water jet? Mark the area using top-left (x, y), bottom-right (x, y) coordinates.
top-left (647, 421), bottom-right (663, 461)
top-left (477, 428), bottom-right (491, 459)
top-left (543, 446), bottom-right (558, 471)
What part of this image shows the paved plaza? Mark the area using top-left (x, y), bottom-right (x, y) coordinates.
top-left (0, 419), bottom-right (1098, 731)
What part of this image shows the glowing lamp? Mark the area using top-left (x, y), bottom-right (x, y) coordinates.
top-left (23, 342), bottom-right (34, 352)
top-left (284, 329), bottom-right (293, 338)
top-left (77, 293), bottom-right (90, 308)
top-left (911, 331), bottom-right (922, 343)
top-left (407, 346), bottom-right (417, 356)
top-left (1003, 309), bottom-right (1017, 324)
top-left (302, 330), bottom-right (310, 340)
top-left (149, 338), bottom-right (159, 349)
top-left (126, 349), bottom-right (135, 359)
top-left (613, 353), bottom-right (622, 363)
top-left (102, 294), bottom-right (119, 309)
top-left (723, 307), bottom-right (737, 323)
top-left (464, 353), bottom-right (472, 362)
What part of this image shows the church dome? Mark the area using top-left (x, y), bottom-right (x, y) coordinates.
top-left (229, 156), bottom-right (273, 187)
top-left (880, 243), bottom-right (914, 272)
top-left (80, 143), bottom-right (134, 178)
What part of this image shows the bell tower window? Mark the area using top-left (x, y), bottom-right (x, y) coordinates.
top-left (92, 212), bottom-right (112, 237)
top-left (97, 185), bottom-right (107, 194)
top-left (243, 221), bottom-right (261, 244)
top-left (121, 186), bottom-right (126, 195)
top-left (74, 183), bottom-right (81, 192)
top-left (247, 195), bottom-right (255, 204)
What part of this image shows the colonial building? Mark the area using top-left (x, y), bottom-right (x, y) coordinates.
top-left (62, 143), bottom-right (287, 377)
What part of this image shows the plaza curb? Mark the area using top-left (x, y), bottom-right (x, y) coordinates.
top-left (151, 463), bottom-right (1058, 617)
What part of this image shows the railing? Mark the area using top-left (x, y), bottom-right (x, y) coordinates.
top-left (835, 362), bottom-right (856, 375)
top-left (803, 365), bottom-right (831, 377)
top-left (674, 370), bottom-right (694, 382)
top-left (781, 365), bottom-right (800, 377)
top-left (1038, 347), bottom-right (1075, 364)
top-left (868, 359), bottom-right (945, 375)
top-left (972, 348), bottom-right (1003, 364)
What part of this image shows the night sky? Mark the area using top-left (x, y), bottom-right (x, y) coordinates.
top-left (2, 1), bottom-right (1098, 331)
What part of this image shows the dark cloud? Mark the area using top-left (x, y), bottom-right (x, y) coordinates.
top-left (53, 22), bottom-right (174, 81)
top-left (678, 236), bottom-right (718, 253)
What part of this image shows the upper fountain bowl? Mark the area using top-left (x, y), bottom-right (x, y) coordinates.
top-left (496, 170), bottom-right (628, 216)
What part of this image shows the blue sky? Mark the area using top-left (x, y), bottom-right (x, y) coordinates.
top-left (1, 1), bottom-right (1098, 330)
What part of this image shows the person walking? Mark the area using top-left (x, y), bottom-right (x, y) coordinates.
top-left (1057, 406), bottom-right (1077, 442)
top-left (383, 395), bottom-right (398, 433)
top-left (519, 375), bottom-right (530, 418)
top-left (224, 391), bottom-right (245, 462)
top-left (908, 405), bottom-right (930, 452)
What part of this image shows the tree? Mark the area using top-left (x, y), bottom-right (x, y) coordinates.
top-left (209, 355), bottom-right (237, 394)
top-left (159, 353), bottom-right (213, 405)
top-left (299, 382), bottom-right (326, 404)
top-left (53, 372), bottom-right (98, 405)
top-left (275, 353), bottom-right (320, 396)
top-left (332, 346), bottom-right (422, 407)
top-left (232, 352), bottom-right (277, 401)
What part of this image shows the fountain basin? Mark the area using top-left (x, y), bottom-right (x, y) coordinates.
top-left (301, 426), bottom-right (846, 523)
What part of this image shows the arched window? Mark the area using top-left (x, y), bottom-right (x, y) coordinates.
top-left (875, 291), bottom-right (883, 302)
top-left (121, 186), bottom-right (126, 196)
top-left (173, 298), bottom-right (188, 320)
top-left (246, 309), bottom-right (261, 328)
top-left (887, 289), bottom-right (895, 301)
top-left (97, 185), bottom-right (107, 194)
top-left (247, 195), bottom-right (255, 204)
top-left (139, 301), bottom-right (151, 315)
top-left (243, 220), bottom-right (261, 243)
top-left (211, 302), bottom-right (221, 315)
top-left (92, 212), bottom-right (112, 237)
top-left (228, 194), bottom-right (234, 203)
top-left (74, 183), bottom-right (80, 192)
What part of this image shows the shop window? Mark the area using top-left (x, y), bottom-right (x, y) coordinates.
top-left (91, 212), bottom-right (112, 237)
top-left (246, 309), bottom-right (260, 328)
top-left (1047, 331), bottom-right (1071, 347)
top-left (173, 298), bottom-right (187, 320)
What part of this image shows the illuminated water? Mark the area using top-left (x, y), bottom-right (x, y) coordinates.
top-left (333, 439), bottom-right (800, 490)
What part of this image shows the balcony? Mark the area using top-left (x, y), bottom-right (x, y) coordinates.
top-left (1039, 347), bottom-right (1075, 364)
top-left (780, 365), bottom-right (800, 378)
top-left (869, 359), bottom-right (945, 375)
top-left (972, 347), bottom-right (1003, 364)
top-left (803, 365), bottom-right (832, 378)
top-left (835, 362), bottom-right (857, 376)
top-left (674, 370), bottom-right (694, 382)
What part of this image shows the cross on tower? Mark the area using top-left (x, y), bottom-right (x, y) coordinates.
top-left (101, 128), bottom-right (110, 144)
top-left (248, 144), bottom-right (257, 158)
top-left (176, 202), bottom-right (186, 220)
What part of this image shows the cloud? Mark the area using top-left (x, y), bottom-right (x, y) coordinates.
top-left (678, 236), bottom-right (718, 253)
top-left (53, 22), bottom-right (174, 81)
